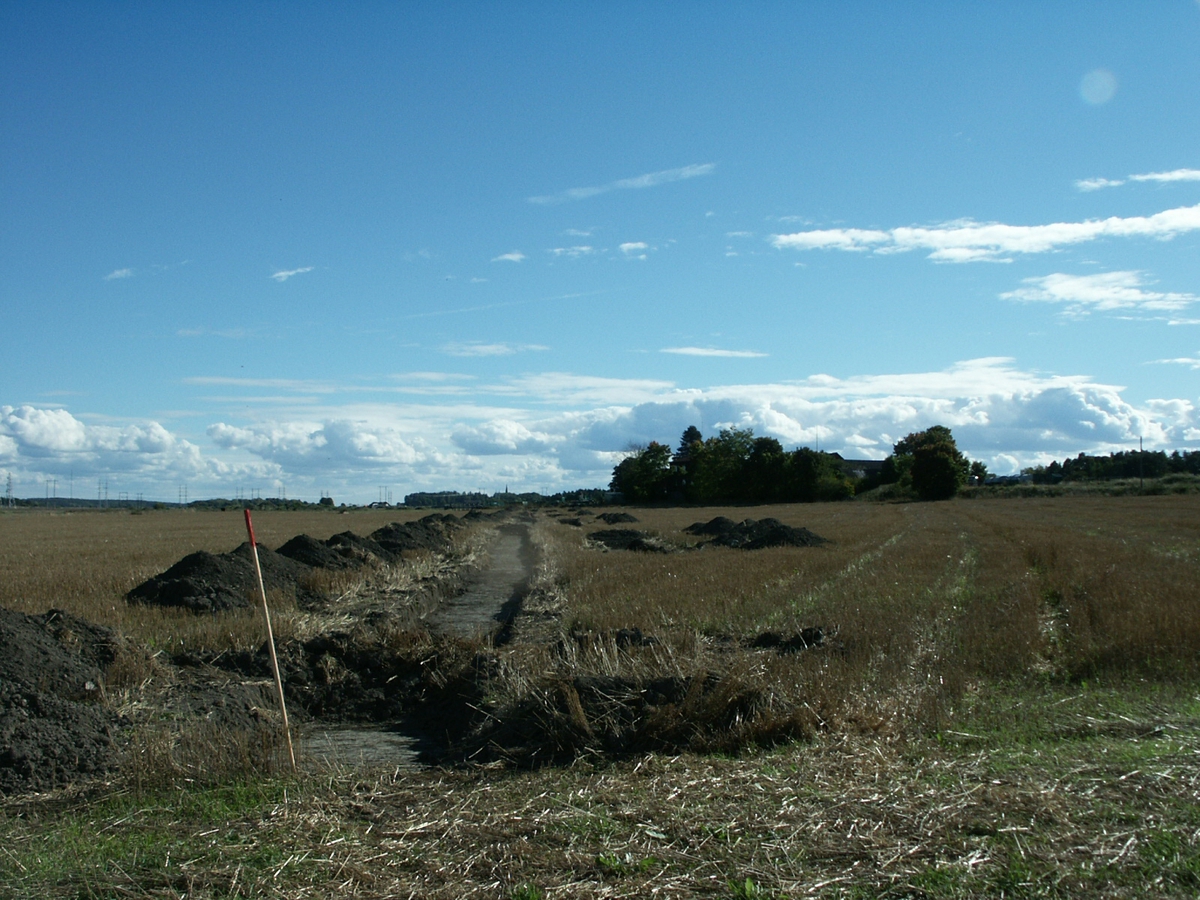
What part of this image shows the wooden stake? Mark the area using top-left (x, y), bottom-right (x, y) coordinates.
top-left (244, 509), bottom-right (297, 772)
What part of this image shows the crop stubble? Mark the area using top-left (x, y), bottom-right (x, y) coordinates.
top-left (1, 496), bottom-right (1199, 897)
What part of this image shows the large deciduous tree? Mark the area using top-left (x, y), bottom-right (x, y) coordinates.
top-left (884, 426), bottom-right (969, 500)
top-left (609, 441), bottom-right (673, 501)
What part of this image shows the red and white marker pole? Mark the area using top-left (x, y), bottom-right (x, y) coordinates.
top-left (244, 509), bottom-right (297, 772)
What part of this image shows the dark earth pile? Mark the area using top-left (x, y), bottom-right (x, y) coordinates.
top-left (597, 512), bottom-right (639, 524)
top-left (588, 529), bottom-right (672, 553)
top-left (686, 517), bottom-right (828, 550)
top-left (750, 626), bottom-right (829, 653)
top-left (126, 543), bottom-right (314, 612)
top-left (0, 608), bottom-right (122, 794)
top-left (127, 514), bottom-right (466, 613)
top-left (683, 516), bottom-right (739, 536)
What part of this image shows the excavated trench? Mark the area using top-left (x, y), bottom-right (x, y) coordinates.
top-left (301, 523), bottom-right (534, 770)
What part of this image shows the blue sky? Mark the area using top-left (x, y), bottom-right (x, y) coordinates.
top-left (3, 2), bottom-right (1200, 502)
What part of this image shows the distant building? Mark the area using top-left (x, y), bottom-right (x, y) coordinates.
top-left (828, 453), bottom-right (886, 480)
top-left (404, 491), bottom-right (495, 509)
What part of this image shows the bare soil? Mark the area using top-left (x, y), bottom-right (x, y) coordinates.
top-left (0, 609), bottom-right (123, 793)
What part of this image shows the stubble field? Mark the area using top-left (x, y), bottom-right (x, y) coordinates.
top-left (1, 496), bottom-right (1198, 898)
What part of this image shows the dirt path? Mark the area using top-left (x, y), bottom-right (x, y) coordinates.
top-left (422, 523), bottom-right (533, 640)
top-left (302, 522), bottom-right (534, 769)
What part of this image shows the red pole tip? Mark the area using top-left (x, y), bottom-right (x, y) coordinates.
top-left (243, 508), bottom-right (256, 546)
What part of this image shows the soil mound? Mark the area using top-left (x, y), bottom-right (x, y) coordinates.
top-left (277, 534), bottom-right (361, 570)
top-left (589, 529), bottom-right (671, 553)
top-left (127, 515), bottom-right (466, 613)
top-left (370, 515), bottom-right (463, 556)
top-left (558, 517), bottom-right (584, 527)
top-left (326, 531), bottom-right (395, 565)
top-left (126, 542), bottom-right (313, 612)
top-left (597, 512), bottom-right (639, 524)
top-left (683, 516), bottom-right (739, 536)
top-left (700, 518), bottom-right (828, 550)
top-left (0, 608), bottom-right (122, 794)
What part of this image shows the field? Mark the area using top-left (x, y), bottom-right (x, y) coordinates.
top-left (1, 496), bottom-right (1199, 898)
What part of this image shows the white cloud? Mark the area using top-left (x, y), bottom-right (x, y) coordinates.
top-left (451, 420), bottom-right (556, 455)
top-left (660, 347), bottom-right (769, 358)
top-left (1075, 178), bottom-right (1125, 192)
top-left (440, 342), bottom-right (549, 357)
top-left (619, 241), bottom-right (649, 259)
top-left (528, 163), bottom-right (715, 205)
top-left (9, 359), bottom-right (1200, 502)
top-left (490, 373), bottom-right (675, 406)
top-left (208, 420), bottom-right (427, 469)
top-left (1075, 168), bottom-right (1200, 192)
top-left (104, 268), bottom-right (134, 280)
top-left (772, 204), bottom-right (1200, 262)
top-left (271, 266), bottom-right (314, 282)
top-left (0, 405), bottom-right (217, 488)
top-left (1001, 271), bottom-right (1198, 315)
top-left (491, 251), bottom-right (525, 263)
top-left (1155, 353), bottom-right (1200, 370)
top-left (548, 246), bottom-right (595, 258)
top-left (1130, 168), bottom-right (1200, 184)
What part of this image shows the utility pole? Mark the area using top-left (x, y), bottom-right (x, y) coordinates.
top-left (1139, 436), bottom-right (1144, 492)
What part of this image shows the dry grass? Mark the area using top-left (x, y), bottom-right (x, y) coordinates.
top-left (0, 506), bottom-right (474, 657)
top-left (2, 498), bottom-right (1199, 897)
top-left (452, 497), bottom-right (1200, 768)
top-left (5, 703), bottom-right (1198, 898)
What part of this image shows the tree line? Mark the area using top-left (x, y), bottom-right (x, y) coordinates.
top-left (610, 424), bottom-right (978, 504)
top-left (1024, 449), bottom-right (1200, 483)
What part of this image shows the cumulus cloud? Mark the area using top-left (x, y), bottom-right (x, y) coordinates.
top-left (440, 342), bottom-right (549, 357)
top-left (8, 357), bottom-right (1198, 501)
top-left (451, 420), bottom-right (556, 455)
top-left (528, 163), bottom-right (715, 205)
top-left (491, 251), bottom-right (525, 263)
top-left (208, 419), bottom-right (427, 469)
top-left (104, 268), bottom-right (134, 280)
top-left (619, 241), bottom-right (649, 259)
top-left (1001, 271), bottom-right (1198, 315)
top-left (771, 204), bottom-right (1200, 262)
top-left (660, 347), bottom-right (768, 358)
top-left (271, 266), bottom-right (314, 282)
top-left (0, 405), bottom-right (218, 489)
top-left (548, 246), bottom-right (595, 258)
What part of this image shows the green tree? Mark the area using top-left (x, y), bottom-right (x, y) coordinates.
top-left (783, 447), bottom-right (854, 502)
top-left (744, 436), bottom-right (787, 502)
top-left (689, 427), bottom-right (756, 503)
top-left (609, 442), bottom-right (673, 501)
top-left (884, 426), bottom-right (969, 500)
